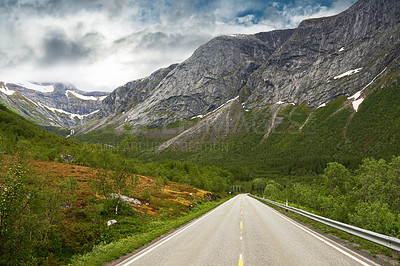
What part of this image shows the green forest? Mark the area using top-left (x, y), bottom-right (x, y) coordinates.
top-left (153, 79), bottom-right (400, 179)
top-left (250, 158), bottom-right (400, 240)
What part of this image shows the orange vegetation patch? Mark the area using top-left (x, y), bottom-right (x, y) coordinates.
top-left (30, 159), bottom-right (95, 191)
top-left (0, 156), bottom-right (212, 218)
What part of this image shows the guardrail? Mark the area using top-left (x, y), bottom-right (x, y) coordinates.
top-left (250, 194), bottom-right (400, 257)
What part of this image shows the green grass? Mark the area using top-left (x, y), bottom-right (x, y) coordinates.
top-left (72, 125), bottom-right (127, 146)
top-left (69, 197), bottom-right (231, 266)
top-left (165, 119), bottom-right (197, 129)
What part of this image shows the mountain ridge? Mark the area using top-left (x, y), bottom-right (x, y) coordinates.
top-left (78, 28), bottom-right (295, 134)
top-left (0, 81), bottom-right (108, 128)
top-left (243, 0), bottom-right (400, 109)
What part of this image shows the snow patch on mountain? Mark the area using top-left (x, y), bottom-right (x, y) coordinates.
top-left (191, 114), bottom-right (204, 119)
top-left (0, 85), bottom-right (15, 95)
top-left (66, 90), bottom-right (106, 101)
top-left (352, 98), bottom-right (364, 111)
top-left (348, 67), bottom-right (388, 112)
top-left (334, 68), bottom-right (363, 80)
top-left (5, 80), bottom-right (54, 93)
top-left (35, 101), bottom-right (99, 120)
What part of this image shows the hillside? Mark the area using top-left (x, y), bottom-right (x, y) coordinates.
top-left (0, 153), bottom-right (226, 264)
top-left (153, 78), bottom-right (400, 177)
top-left (0, 104), bottom-right (231, 264)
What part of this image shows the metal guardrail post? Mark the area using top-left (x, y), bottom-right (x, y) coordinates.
top-left (250, 194), bottom-right (400, 257)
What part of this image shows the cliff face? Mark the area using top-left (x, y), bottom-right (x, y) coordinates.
top-left (244, 0), bottom-right (400, 109)
top-left (94, 29), bottom-right (294, 130)
top-left (99, 63), bottom-right (178, 117)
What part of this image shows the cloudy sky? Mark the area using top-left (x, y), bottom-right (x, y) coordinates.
top-left (0, 0), bottom-right (356, 91)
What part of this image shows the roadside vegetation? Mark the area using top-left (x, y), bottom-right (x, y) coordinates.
top-left (249, 158), bottom-right (400, 240)
top-left (70, 198), bottom-right (228, 265)
top-left (0, 103), bottom-right (232, 264)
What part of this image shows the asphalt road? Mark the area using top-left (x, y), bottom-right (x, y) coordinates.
top-left (117, 194), bottom-right (378, 266)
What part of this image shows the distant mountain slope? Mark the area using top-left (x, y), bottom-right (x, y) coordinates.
top-left (152, 79), bottom-right (400, 177)
top-left (0, 81), bottom-right (108, 128)
top-left (0, 100), bottom-right (70, 160)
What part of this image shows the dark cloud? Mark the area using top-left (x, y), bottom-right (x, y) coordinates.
top-left (0, 0), bottom-right (18, 8)
top-left (41, 31), bottom-right (93, 64)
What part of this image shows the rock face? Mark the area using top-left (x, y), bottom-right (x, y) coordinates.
top-left (99, 63), bottom-right (179, 117)
top-left (73, 0), bottom-right (400, 140)
top-left (0, 81), bottom-right (108, 128)
top-left (243, 0), bottom-right (400, 109)
top-left (92, 30), bottom-right (294, 131)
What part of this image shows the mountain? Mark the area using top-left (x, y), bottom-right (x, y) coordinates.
top-left (243, 0), bottom-right (400, 109)
top-left (0, 81), bottom-right (108, 129)
top-left (79, 29), bottom-right (294, 134)
top-left (77, 0), bottom-right (399, 139)
top-left (152, 0), bottom-right (400, 153)
top-left (72, 0), bottom-right (400, 175)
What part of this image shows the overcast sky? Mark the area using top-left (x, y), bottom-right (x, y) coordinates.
top-left (0, 0), bottom-right (356, 91)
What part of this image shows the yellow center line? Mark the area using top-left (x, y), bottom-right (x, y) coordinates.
top-left (239, 201), bottom-right (244, 265)
top-left (238, 254), bottom-right (243, 266)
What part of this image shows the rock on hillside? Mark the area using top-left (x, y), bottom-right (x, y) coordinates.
top-left (99, 63), bottom-right (179, 117)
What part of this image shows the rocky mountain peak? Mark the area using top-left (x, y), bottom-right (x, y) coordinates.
top-left (243, 0), bottom-right (400, 109)
top-left (91, 28), bottom-right (294, 132)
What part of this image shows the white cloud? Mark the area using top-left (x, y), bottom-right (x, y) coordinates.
top-left (0, 0), bottom-right (356, 91)
top-left (237, 15), bottom-right (256, 25)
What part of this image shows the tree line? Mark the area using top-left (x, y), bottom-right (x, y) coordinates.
top-left (251, 157), bottom-right (400, 238)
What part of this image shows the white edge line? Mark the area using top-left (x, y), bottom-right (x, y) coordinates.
top-left (252, 196), bottom-right (378, 266)
top-left (117, 195), bottom-right (237, 266)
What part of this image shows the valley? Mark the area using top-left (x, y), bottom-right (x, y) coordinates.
top-left (1, 0), bottom-right (400, 264)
